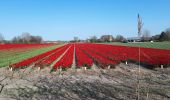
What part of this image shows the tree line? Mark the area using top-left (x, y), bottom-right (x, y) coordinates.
top-left (1, 28), bottom-right (170, 44)
top-left (152, 28), bottom-right (170, 41)
top-left (88, 35), bottom-right (125, 43)
top-left (88, 27), bottom-right (170, 43)
top-left (0, 32), bottom-right (43, 44)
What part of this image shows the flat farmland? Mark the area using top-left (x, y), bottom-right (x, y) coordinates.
top-left (0, 44), bottom-right (62, 67)
top-left (0, 43), bottom-right (170, 100)
top-left (106, 42), bottom-right (170, 50)
top-left (5, 43), bottom-right (170, 70)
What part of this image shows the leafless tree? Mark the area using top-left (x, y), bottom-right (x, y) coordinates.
top-left (138, 14), bottom-right (144, 37)
top-left (115, 35), bottom-right (125, 42)
top-left (30, 36), bottom-right (43, 43)
top-left (90, 35), bottom-right (97, 43)
top-left (11, 33), bottom-right (43, 43)
top-left (165, 27), bottom-right (170, 32)
top-left (0, 33), bottom-right (4, 43)
top-left (165, 27), bottom-right (170, 39)
top-left (142, 29), bottom-right (151, 41)
top-left (21, 32), bottom-right (32, 43)
top-left (12, 36), bottom-right (18, 43)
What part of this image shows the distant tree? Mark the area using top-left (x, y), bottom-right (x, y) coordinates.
top-left (11, 33), bottom-right (43, 43)
top-left (165, 27), bottom-right (170, 32)
top-left (159, 31), bottom-right (168, 41)
top-left (115, 35), bottom-right (124, 42)
top-left (158, 28), bottom-right (170, 41)
top-left (138, 14), bottom-right (144, 37)
top-left (0, 33), bottom-right (4, 43)
top-left (90, 36), bottom-right (97, 43)
top-left (12, 37), bottom-right (18, 43)
top-left (142, 29), bottom-right (151, 41)
top-left (165, 28), bottom-right (170, 40)
top-left (18, 38), bottom-right (24, 43)
top-left (30, 36), bottom-right (43, 43)
top-left (21, 32), bottom-right (31, 43)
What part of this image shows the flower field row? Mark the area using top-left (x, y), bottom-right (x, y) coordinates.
top-left (77, 44), bottom-right (117, 68)
top-left (53, 44), bottom-right (74, 70)
top-left (75, 44), bottom-right (93, 67)
top-left (8, 43), bottom-right (170, 70)
top-left (0, 43), bottom-right (59, 67)
top-left (11, 44), bottom-right (65, 69)
top-left (78, 43), bottom-right (170, 66)
top-left (34, 44), bottom-right (70, 68)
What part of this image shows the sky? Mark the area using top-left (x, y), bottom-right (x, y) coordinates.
top-left (0, 0), bottom-right (170, 41)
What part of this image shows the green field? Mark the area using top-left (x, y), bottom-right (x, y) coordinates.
top-left (104, 42), bottom-right (170, 50)
top-left (0, 44), bottom-right (62, 67)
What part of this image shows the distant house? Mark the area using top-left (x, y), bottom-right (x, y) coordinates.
top-left (100, 35), bottom-right (113, 42)
top-left (127, 37), bottom-right (142, 42)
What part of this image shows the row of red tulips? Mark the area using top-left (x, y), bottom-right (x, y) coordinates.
top-left (78, 44), bottom-right (117, 68)
top-left (53, 44), bottom-right (74, 70)
top-left (10, 43), bottom-right (170, 70)
top-left (75, 44), bottom-right (93, 67)
top-left (34, 44), bottom-right (70, 67)
top-left (11, 44), bottom-right (64, 69)
top-left (78, 43), bottom-right (170, 66)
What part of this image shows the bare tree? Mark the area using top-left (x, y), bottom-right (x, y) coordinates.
top-left (115, 35), bottom-right (124, 42)
top-left (142, 29), bottom-right (151, 41)
top-left (90, 35), bottom-right (97, 43)
top-left (12, 36), bottom-right (18, 43)
top-left (165, 27), bottom-right (170, 32)
top-left (30, 36), bottom-right (43, 43)
top-left (165, 27), bottom-right (170, 39)
top-left (11, 33), bottom-right (43, 43)
top-left (138, 14), bottom-right (144, 37)
top-left (0, 33), bottom-right (4, 43)
top-left (21, 32), bottom-right (31, 43)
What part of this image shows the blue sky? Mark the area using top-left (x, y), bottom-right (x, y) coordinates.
top-left (0, 0), bottom-right (170, 41)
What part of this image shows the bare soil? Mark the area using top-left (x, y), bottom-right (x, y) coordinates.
top-left (0, 63), bottom-right (170, 100)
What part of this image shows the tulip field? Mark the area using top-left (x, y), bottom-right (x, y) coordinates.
top-left (0, 43), bottom-right (168, 70)
top-left (0, 43), bottom-right (60, 67)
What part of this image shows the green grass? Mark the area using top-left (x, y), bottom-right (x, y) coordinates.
top-left (104, 42), bottom-right (170, 50)
top-left (0, 44), bottom-right (63, 67)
